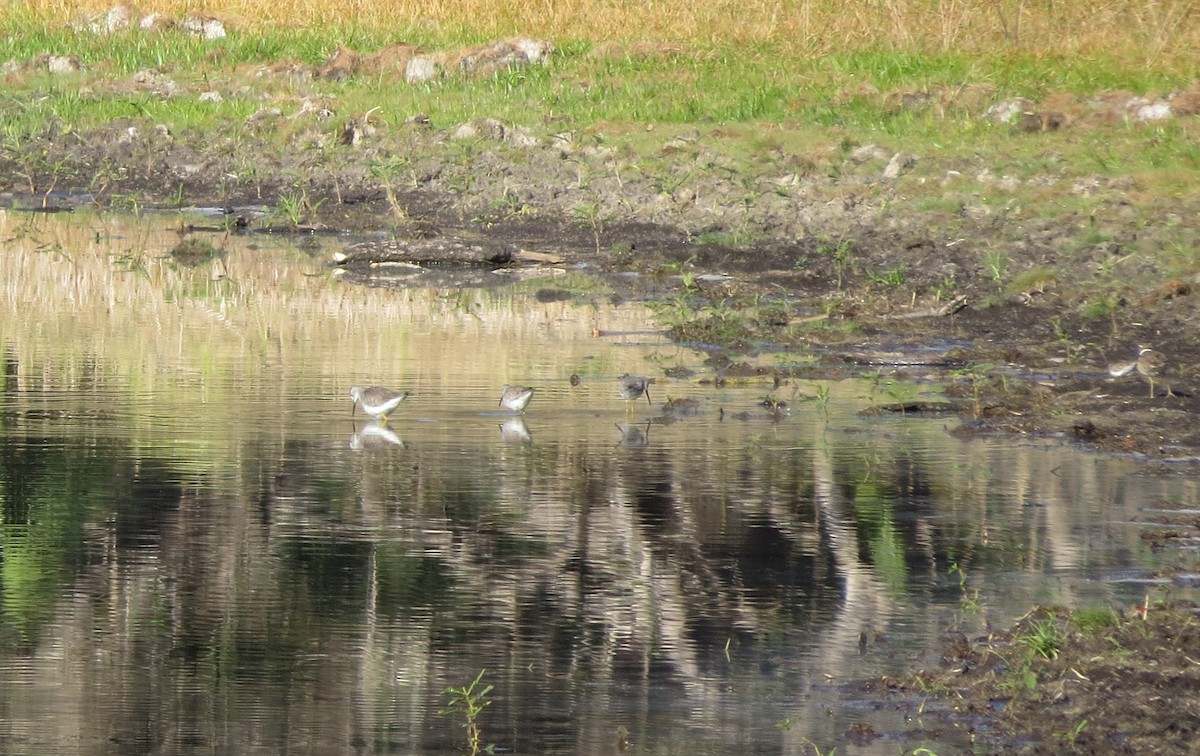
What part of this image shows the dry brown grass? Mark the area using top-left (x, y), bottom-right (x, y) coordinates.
top-left (17, 0), bottom-right (1200, 70)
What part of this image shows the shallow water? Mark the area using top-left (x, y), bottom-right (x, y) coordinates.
top-left (0, 211), bottom-right (1196, 755)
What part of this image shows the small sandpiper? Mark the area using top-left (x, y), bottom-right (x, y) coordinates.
top-left (499, 385), bottom-right (534, 414)
top-left (349, 385), bottom-right (409, 423)
top-left (1108, 347), bottom-right (1169, 398)
top-left (617, 374), bottom-right (653, 406)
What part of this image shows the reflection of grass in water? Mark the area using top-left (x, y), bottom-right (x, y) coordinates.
top-left (851, 482), bottom-right (908, 593)
top-left (0, 213), bottom-right (657, 458)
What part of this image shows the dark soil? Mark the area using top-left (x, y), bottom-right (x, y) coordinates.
top-left (4, 101), bottom-right (1200, 754)
top-left (863, 599), bottom-right (1200, 755)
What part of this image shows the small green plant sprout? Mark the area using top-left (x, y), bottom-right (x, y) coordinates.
top-left (760, 394), bottom-right (787, 415)
top-left (815, 383), bottom-right (831, 419)
top-left (1053, 719), bottom-right (1088, 744)
top-left (868, 264), bottom-right (905, 286)
top-left (1020, 618), bottom-right (1064, 660)
top-left (274, 189), bottom-right (325, 228)
top-left (440, 669), bottom-right (494, 756)
top-left (983, 250), bottom-right (1007, 285)
top-left (570, 200), bottom-right (604, 253)
top-left (948, 561), bottom-right (980, 614)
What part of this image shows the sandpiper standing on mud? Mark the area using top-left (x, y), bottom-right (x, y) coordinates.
top-left (1108, 347), bottom-right (1169, 398)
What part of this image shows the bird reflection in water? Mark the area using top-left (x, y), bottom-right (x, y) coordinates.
top-left (615, 421), bottom-right (651, 448)
top-left (349, 420), bottom-right (405, 450)
top-left (499, 416), bottom-right (532, 444)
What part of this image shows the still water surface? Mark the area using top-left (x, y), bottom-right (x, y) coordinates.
top-left (1, 211), bottom-right (1196, 754)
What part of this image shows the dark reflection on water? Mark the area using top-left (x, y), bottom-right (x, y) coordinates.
top-left (1, 215), bottom-right (1198, 754)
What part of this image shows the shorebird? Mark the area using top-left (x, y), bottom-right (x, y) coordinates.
top-left (1108, 347), bottom-right (1168, 398)
top-left (349, 385), bottom-right (409, 423)
top-left (499, 384), bottom-right (534, 414)
top-left (617, 374), bottom-right (653, 406)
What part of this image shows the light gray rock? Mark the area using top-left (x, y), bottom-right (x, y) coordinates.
top-left (850, 144), bottom-right (889, 163)
top-left (985, 97), bottom-right (1034, 124)
top-left (405, 56), bottom-right (440, 83)
top-left (882, 152), bottom-right (917, 179)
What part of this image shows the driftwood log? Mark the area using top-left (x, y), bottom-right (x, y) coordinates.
top-left (333, 237), bottom-right (518, 267)
top-left (331, 236), bottom-right (565, 288)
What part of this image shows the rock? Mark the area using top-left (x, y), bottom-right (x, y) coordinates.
top-left (179, 16), bottom-right (227, 40)
top-left (131, 68), bottom-right (179, 97)
top-left (197, 91), bottom-right (222, 103)
top-left (139, 11), bottom-right (175, 31)
top-left (985, 97), bottom-right (1034, 124)
top-left (448, 37), bottom-right (554, 77)
top-left (882, 152), bottom-right (917, 179)
top-left (85, 2), bottom-right (137, 33)
top-left (1127, 97), bottom-right (1172, 121)
top-left (506, 126), bottom-right (540, 148)
top-left (45, 55), bottom-right (83, 74)
top-left (405, 56), bottom-right (441, 83)
top-left (451, 119), bottom-right (507, 141)
top-left (291, 97), bottom-right (335, 119)
top-left (850, 144), bottom-right (889, 163)
top-left (510, 37), bottom-right (554, 64)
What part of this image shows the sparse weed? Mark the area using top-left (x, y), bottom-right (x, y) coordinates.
top-left (949, 562), bottom-right (980, 614)
top-left (983, 250), bottom-right (1007, 285)
top-left (1019, 619), bottom-right (1064, 660)
top-left (440, 669), bottom-right (494, 756)
top-left (815, 383), bottom-right (831, 419)
top-left (1053, 719), bottom-right (1089, 745)
top-left (869, 264), bottom-right (905, 286)
top-left (1081, 295), bottom-right (1120, 319)
top-left (570, 201), bottom-right (604, 254)
top-left (274, 189), bottom-right (324, 228)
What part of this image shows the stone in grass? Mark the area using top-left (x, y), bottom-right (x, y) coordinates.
top-left (882, 152), bottom-right (917, 179)
top-left (985, 97), bottom-right (1034, 124)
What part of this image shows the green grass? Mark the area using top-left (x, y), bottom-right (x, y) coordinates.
top-left (0, 15), bottom-right (1197, 303)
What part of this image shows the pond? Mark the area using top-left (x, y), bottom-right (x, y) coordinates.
top-left (0, 210), bottom-right (1196, 755)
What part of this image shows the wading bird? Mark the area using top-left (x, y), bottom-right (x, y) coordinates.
top-left (349, 385), bottom-right (409, 423)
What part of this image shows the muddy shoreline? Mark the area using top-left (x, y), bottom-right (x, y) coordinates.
top-left (5, 115), bottom-right (1199, 462)
top-left (5, 115), bottom-right (1200, 754)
